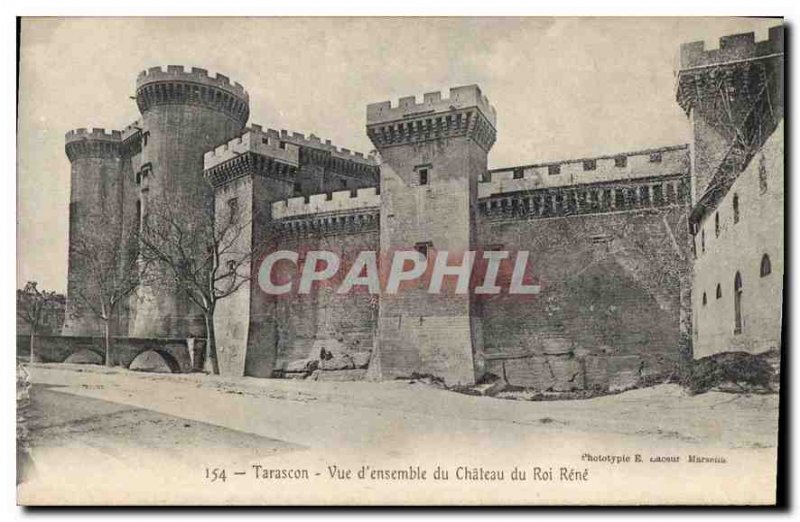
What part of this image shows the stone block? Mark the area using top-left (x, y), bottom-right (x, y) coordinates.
top-left (607, 356), bottom-right (643, 392)
top-left (286, 358), bottom-right (318, 373)
top-left (583, 355), bottom-right (609, 391)
top-left (503, 356), bottom-right (554, 389)
top-left (319, 355), bottom-right (354, 371)
top-left (314, 369), bottom-right (367, 382)
top-left (547, 356), bottom-right (584, 391)
top-left (350, 351), bottom-right (372, 369)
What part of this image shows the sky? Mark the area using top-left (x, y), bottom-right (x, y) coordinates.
top-left (17, 17), bottom-right (778, 292)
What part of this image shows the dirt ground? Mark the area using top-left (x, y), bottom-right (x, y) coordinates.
top-left (21, 363), bottom-right (779, 449)
top-left (17, 363), bottom-right (780, 505)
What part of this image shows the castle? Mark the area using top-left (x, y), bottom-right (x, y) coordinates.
top-left (60, 26), bottom-right (783, 391)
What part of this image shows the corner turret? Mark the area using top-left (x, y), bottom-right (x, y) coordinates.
top-left (676, 25), bottom-right (783, 209)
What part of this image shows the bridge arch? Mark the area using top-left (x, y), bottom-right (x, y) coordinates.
top-left (128, 349), bottom-right (181, 373)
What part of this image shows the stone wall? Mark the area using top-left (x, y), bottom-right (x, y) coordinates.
top-left (692, 121), bottom-right (784, 358)
top-left (477, 200), bottom-right (692, 392)
top-left (264, 219), bottom-right (380, 374)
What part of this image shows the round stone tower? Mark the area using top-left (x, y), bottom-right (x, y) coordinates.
top-left (62, 128), bottom-right (124, 336)
top-left (130, 66), bottom-right (250, 337)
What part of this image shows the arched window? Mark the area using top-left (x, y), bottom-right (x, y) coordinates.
top-left (702, 292), bottom-right (707, 306)
top-left (734, 271), bottom-right (743, 335)
top-left (760, 254), bottom-right (772, 277)
top-left (733, 193), bottom-right (740, 224)
top-left (715, 212), bottom-right (720, 237)
top-left (716, 284), bottom-right (722, 299)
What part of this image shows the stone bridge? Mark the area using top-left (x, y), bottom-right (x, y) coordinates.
top-left (16, 335), bottom-right (206, 373)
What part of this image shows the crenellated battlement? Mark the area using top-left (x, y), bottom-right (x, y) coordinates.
top-left (245, 124), bottom-right (378, 167)
top-left (135, 65), bottom-right (250, 123)
top-left (203, 127), bottom-right (300, 171)
top-left (272, 187), bottom-right (380, 219)
top-left (121, 120), bottom-right (142, 141)
top-left (65, 128), bottom-right (123, 161)
top-left (367, 84), bottom-right (497, 128)
top-left (479, 145), bottom-right (689, 199)
top-left (679, 25), bottom-right (783, 70)
top-left (65, 127), bottom-right (122, 144)
top-left (136, 65), bottom-right (249, 101)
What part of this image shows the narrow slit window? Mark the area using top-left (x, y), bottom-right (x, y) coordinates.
top-left (760, 254), bottom-right (772, 277)
top-left (227, 197), bottom-right (239, 225)
top-left (419, 168), bottom-right (429, 186)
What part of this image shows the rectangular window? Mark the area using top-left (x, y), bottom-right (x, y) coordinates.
top-left (419, 168), bottom-right (429, 186)
top-left (653, 184), bottom-right (664, 205)
top-left (548, 164), bottom-right (561, 176)
top-left (615, 156), bottom-right (627, 168)
top-left (227, 197), bottom-right (239, 224)
top-left (666, 183), bottom-right (676, 203)
top-left (615, 189), bottom-right (625, 208)
top-left (293, 182), bottom-right (302, 196)
top-left (513, 168), bottom-right (524, 179)
top-left (583, 159), bottom-right (596, 171)
top-left (414, 241), bottom-right (432, 259)
top-left (649, 152), bottom-right (662, 163)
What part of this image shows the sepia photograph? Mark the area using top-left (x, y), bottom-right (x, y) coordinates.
top-left (15, 15), bottom-right (784, 506)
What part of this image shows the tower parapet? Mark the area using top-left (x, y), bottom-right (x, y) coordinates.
top-left (678, 26), bottom-right (784, 73)
top-left (65, 128), bottom-right (122, 161)
top-left (203, 127), bottom-right (300, 188)
top-left (676, 25), bottom-right (783, 212)
top-left (366, 85), bottom-right (497, 152)
top-left (136, 65), bottom-right (250, 124)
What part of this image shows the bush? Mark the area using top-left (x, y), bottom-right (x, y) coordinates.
top-left (680, 350), bottom-right (777, 395)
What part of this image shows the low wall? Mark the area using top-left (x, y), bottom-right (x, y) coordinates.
top-left (16, 335), bottom-right (205, 373)
top-left (484, 352), bottom-right (679, 393)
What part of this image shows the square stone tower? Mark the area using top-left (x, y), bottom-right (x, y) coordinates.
top-left (366, 85), bottom-right (497, 385)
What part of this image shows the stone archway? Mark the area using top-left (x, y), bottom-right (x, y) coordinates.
top-left (129, 349), bottom-right (181, 373)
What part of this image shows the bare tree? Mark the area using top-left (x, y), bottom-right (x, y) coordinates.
top-left (138, 195), bottom-right (257, 375)
top-left (16, 281), bottom-right (62, 362)
top-left (68, 212), bottom-right (142, 366)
